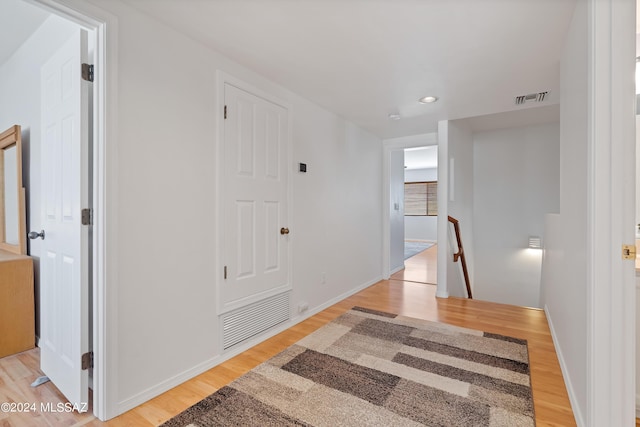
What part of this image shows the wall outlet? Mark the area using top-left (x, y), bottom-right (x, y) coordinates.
top-left (298, 302), bottom-right (309, 313)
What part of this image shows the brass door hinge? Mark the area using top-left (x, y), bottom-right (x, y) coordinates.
top-left (622, 244), bottom-right (636, 260)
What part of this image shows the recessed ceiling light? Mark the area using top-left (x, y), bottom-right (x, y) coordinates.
top-left (419, 96), bottom-right (438, 104)
top-left (388, 113), bottom-right (401, 120)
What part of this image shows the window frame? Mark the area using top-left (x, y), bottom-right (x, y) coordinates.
top-left (404, 181), bottom-right (438, 217)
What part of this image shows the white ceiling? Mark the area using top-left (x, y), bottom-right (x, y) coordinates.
top-left (3, 0), bottom-right (574, 139)
top-left (0, 0), bottom-right (48, 65)
top-left (123, 0), bottom-right (575, 139)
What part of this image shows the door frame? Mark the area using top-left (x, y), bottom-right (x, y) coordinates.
top-left (28, 0), bottom-right (116, 420)
top-left (586, 0), bottom-right (636, 424)
top-left (381, 133), bottom-right (438, 280)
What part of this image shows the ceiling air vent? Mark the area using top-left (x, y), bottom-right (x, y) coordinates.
top-left (515, 91), bottom-right (548, 105)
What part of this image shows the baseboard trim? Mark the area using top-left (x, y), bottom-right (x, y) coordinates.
top-left (114, 275), bottom-right (383, 417)
top-left (435, 289), bottom-right (449, 298)
top-left (389, 265), bottom-right (404, 275)
top-left (289, 275), bottom-right (383, 325)
top-left (115, 352), bottom-right (226, 417)
top-left (544, 305), bottom-right (584, 427)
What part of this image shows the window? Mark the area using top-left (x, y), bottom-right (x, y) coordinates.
top-left (405, 181), bottom-right (437, 216)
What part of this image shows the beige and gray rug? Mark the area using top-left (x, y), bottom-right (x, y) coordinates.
top-left (161, 307), bottom-right (534, 426)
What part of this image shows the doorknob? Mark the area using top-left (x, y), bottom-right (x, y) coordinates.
top-left (280, 227), bottom-right (290, 235)
top-left (28, 230), bottom-right (45, 240)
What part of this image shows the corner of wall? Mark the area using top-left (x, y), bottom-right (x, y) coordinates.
top-left (444, 120), bottom-right (474, 298)
top-left (543, 304), bottom-right (585, 427)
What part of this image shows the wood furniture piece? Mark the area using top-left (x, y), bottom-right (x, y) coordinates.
top-left (0, 249), bottom-right (34, 358)
top-left (0, 125), bottom-right (27, 255)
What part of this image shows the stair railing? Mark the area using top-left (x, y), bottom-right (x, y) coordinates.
top-left (448, 216), bottom-right (473, 299)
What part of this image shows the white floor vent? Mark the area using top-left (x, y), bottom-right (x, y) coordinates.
top-left (222, 292), bottom-right (290, 350)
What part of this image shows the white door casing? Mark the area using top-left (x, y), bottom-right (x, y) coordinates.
top-left (221, 83), bottom-right (290, 312)
top-left (587, 0), bottom-right (636, 424)
top-left (39, 29), bottom-right (90, 407)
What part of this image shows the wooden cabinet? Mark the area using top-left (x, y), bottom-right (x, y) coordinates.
top-left (0, 250), bottom-right (34, 358)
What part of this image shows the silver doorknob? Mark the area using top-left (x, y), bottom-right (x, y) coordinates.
top-left (28, 230), bottom-right (45, 240)
top-left (280, 227), bottom-right (290, 235)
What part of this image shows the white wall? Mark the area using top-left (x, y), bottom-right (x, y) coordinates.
top-left (24, 0), bottom-right (385, 418)
top-left (291, 108), bottom-right (382, 313)
top-left (404, 167), bottom-right (437, 242)
top-left (389, 150), bottom-right (405, 273)
top-left (0, 14), bottom-right (80, 336)
top-left (445, 120), bottom-right (475, 298)
top-left (636, 115), bottom-right (640, 234)
top-left (637, 35), bottom-right (640, 236)
top-left (472, 123), bottom-right (559, 308)
top-left (637, 275), bottom-right (640, 417)
top-left (540, 0), bottom-right (588, 422)
top-left (119, 5), bottom-right (382, 412)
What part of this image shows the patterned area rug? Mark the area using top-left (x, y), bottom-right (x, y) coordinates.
top-left (404, 241), bottom-right (434, 260)
top-left (161, 307), bottom-right (534, 427)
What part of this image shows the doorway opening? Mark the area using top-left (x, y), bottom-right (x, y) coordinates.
top-left (393, 146), bottom-right (438, 285)
top-left (382, 135), bottom-right (439, 285)
top-left (0, 0), bottom-right (110, 420)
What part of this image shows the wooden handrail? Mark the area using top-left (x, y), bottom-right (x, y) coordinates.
top-left (448, 216), bottom-right (472, 299)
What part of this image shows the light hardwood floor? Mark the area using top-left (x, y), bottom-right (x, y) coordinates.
top-left (0, 279), bottom-right (575, 426)
top-left (390, 243), bottom-right (437, 284)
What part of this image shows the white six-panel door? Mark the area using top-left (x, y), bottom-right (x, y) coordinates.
top-left (39, 29), bottom-right (89, 406)
top-left (222, 83), bottom-right (289, 310)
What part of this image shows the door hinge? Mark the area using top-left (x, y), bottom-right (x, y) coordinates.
top-left (81, 63), bottom-right (94, 82)
top-left (81, 208), bottom-right (92, 226)
top-left (622, 244), bottom-right (637, 260)
top-left (224, 265), bottom-right (227, 279)
top-left (81, 352), bottom-right (93, 370)
top-left (224, 105), bottom-right (227, 119)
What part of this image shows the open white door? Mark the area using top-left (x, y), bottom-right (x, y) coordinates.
top-left (39, 29), bottom-right (90, 407)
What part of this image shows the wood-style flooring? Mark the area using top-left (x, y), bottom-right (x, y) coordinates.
top-left (0, 278), bottom-right (576, 426)
top-left (390, 243), bottom-right (437, 284)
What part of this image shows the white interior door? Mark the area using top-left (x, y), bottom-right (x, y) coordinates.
top-left (222, 83), bottom-right (289, 310)
top-left (39, 29), bottom-right (89, 406)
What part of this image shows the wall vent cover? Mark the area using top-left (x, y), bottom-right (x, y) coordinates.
top-left (221, 292), bottom-right (290, 350)
top-left (515, 91), bottom-right (548, 105)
